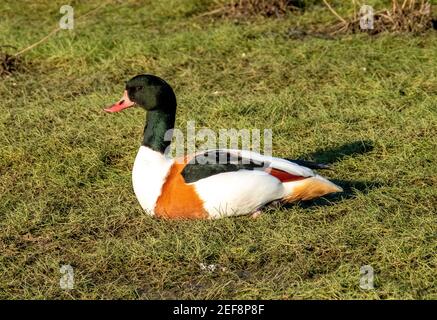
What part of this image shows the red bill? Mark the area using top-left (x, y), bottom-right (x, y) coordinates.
top-left (104, 90), bottom-right (135, 113)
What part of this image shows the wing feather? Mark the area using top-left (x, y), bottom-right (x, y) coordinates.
top-left (181, 149), bottom-right (315, 183)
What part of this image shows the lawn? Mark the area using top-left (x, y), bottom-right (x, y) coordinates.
top-left (0, 0), bottom-right (436, 299)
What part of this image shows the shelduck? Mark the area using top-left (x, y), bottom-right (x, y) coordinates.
top-left (104, 74), bottom-right (342, 219)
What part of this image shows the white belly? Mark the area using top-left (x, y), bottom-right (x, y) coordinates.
top-left (132, 146), bottom-right (173, 215)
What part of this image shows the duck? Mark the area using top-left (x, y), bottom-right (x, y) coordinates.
top-left (104, 74), bottom-right (343, 219)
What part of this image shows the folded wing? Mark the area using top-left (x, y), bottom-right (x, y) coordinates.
top-left (181, 149), bottom-right (315, 184)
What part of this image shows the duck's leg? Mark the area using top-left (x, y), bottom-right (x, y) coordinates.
top-left (250, 210), bottom-right (262, 219)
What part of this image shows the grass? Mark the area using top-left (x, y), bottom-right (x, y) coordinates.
top-left (0, 0), bottom-right (436, 299)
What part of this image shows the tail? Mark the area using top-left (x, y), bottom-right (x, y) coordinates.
top-left (282, 175), bottom-right (343, 202)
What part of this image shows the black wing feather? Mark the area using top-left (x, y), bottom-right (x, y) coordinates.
top-left (181, 150), bottom-right (265, 183)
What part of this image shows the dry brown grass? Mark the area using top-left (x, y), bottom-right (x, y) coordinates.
top-left (199, 0), bottom-right (306, 18)
top-left (323, 0), bottom-right (434, 35)
top-left (0, 47), bottom-right (25, 77)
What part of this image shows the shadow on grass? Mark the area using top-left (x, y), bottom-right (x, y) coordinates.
top-left (286, 140), bottom-right (374, 170)
top-left (297, 179), bottom-right (384, 209)
top-left (301, 140), bottom-right (375, 166)
top-left (279, 140), bottom-right (381, 210)
top-left (268, 179), bottom-right (383, 212)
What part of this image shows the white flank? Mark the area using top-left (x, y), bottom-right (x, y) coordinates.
top-left (194, 169), bottom-right (286, 219)
top-left (132, 146), bottom-right (173, 216)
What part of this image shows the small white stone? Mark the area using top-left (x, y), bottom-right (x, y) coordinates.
top-left (199, 263), bottom-right (224, 272)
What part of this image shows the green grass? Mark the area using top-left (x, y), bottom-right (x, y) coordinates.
top-left (0, 0), bottom-right (436, 299)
